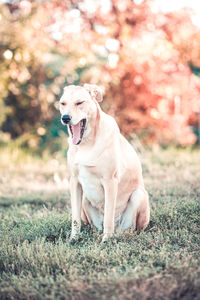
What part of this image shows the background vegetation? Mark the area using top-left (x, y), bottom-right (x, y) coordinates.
top-left (1, 0), bottom-right (200, 152)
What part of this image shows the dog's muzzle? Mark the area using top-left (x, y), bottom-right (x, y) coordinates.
top-left (61, 114), bottom-right (72, 124)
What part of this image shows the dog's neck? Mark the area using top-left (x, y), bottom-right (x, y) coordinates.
top-left (80, 102), bottom-right (101, 147)
top-left (71, 103), bottom-right (107, 166)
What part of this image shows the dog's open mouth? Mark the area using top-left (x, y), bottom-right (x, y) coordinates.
top-left (69, 119), bottom-right (86, 145)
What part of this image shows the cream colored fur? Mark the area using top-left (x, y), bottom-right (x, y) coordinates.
top-left (59, 84), bottom-right (150, 242)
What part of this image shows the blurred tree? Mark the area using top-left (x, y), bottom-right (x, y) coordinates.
top-left (0, 3), bottom-right (53, 138)
top-left (67, 0), bottom-right (200, 145)
top-left (0, 2), bottom-right (70, 151)
top-left (0, 0), bottom-right (200, 149)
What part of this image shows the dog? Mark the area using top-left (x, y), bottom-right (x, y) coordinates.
top-left (59, 84), bottom-right (150, 242)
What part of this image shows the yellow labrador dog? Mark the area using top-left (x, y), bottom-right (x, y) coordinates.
top-left (60, 84), bottom-right (150, 242)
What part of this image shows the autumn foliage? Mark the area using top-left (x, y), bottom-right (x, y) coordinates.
top-left (0, 0), bottom-right (200, 149)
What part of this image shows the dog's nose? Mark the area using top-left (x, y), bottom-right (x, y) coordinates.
top-left (61, 114), bottom-right (72, 124)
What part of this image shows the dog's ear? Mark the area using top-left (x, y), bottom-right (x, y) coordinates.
top-left (83, 84), bottom-right (103, 102)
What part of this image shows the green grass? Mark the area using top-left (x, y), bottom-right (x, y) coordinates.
top-left (0, 146), bottom-right (200, 299)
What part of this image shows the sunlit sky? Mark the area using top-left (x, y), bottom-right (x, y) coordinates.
top-left (152, 0), bottom-right (200, 27)
top-left (70, 0), bottom-right (200, 28)
top-left (1, 0), bottom-right (200, 27)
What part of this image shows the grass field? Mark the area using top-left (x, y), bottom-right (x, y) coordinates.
top-left (0, 146), bottom-right (200, 299)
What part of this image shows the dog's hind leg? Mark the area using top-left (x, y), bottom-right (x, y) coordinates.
top-left (120, 188), bottom-right (150, 231)
top-left (136, 189), bottom-right (150, 230)
top-left (82, 197), bottom-right (103, 231)
top-left (81, 204), bottom-right (89, 225)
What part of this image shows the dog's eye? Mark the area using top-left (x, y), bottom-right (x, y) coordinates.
top-left (60, 102), bottom-right (66, 106)
top-left (76, 101), bottom-right (84, 106)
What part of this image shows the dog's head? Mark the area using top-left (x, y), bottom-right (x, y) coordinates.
top-left (59, 84), bottom-right (103, 145)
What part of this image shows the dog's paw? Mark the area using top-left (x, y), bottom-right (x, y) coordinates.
top-left (70, 233), bottom-right (80, 243)
top-left (101, 233), bottom-right (114, 243)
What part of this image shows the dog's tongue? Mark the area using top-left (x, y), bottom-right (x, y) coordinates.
top-left (71, 121), bottom-right (81, 145)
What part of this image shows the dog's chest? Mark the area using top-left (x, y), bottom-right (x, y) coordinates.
top-left (78, 165), bottom-right (104, 204)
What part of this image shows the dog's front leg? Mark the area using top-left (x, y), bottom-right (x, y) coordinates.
top-left (70, 176), bottom-right (82, 241)
top-left (102, 179), bottom-right (118, 242)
